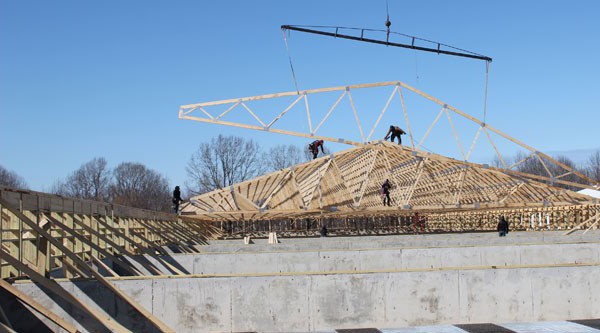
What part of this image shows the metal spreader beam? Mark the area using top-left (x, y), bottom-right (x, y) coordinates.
top-left (281, 25), bottom-right (492, 62)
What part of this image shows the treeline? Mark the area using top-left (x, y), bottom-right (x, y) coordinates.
top-left (2, 136), bottom-right (598, 212)
top-left (185, 134), bottom-right (321, 195)
top-left (0, 165), bottom-right (28, 189)
top-left (0, 135), bottom-right (312, 212)
top-left (51, 158), bottom-right (172, 212)
top-left (492, 150), bottom-right (600, 190)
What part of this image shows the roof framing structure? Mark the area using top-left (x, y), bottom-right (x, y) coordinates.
top-left (179, 80), bottom-right (598, 222)
top-left (183, 141), bottom-right (597, 222)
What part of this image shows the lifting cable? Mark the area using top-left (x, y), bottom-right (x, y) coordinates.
top-left (483, 61), bottom-right (490, 124)
top-left (281, 28), bottom-right (300, 94)
top-left (280, 19), bottom-right (493, 121)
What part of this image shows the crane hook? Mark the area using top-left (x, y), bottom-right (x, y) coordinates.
top-left (385, 0), bottom-right (391, 44)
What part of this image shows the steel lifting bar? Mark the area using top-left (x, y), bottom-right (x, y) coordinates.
top-left (281, 25), bottom-right (493, 62)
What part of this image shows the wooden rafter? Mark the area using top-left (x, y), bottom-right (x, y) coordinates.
top-left (0, 279), bottom-right (79, 333)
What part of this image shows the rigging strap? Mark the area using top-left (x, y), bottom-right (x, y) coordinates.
top-left (483, 61), bottom-right (490, 123)
top-left (282, 28), bottom-right (300, 94)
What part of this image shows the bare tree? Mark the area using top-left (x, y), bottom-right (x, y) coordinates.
top-left (507, 151), bottom-right (581, 190)
top-left (585, 150), bottom-right (600, 182)
top-left (0, 165), bottom-right (27, 188)
top-left (266, 144), bottom-right (304, 171)
top-left (111, 162), bottom-right (171, 211)
top-left (186, 135), bottom-right (266, 194)
top-left (490, 155), bottom-right (505, 169)
top-left (53, 157), bottom-right (111, 201)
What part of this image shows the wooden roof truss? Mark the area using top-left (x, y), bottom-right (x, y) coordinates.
top-left (184, 142), bottom-right (597, 221)
top-left (179, 80), bottom-right (599, 191)
top-left (180, 80), bottom-right (599, 221)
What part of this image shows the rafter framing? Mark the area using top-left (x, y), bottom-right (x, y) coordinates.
top-left (183, 142), bottom-right (596, 222)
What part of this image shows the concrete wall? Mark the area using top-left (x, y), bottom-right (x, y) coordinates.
top-left (207, 230), bottom-right (598, 245)
top-left (199, 242), bottom-right (600, 274)
top-left (197, 230), bottom-right (600, 253)
top-left (10, 264), bottom-right (600, 332)
top-left (6, 231), bottom-right (600, 332)
top-left (122, 242), bottom-right (600, 276)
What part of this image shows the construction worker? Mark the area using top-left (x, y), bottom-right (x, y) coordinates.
top-left (384, 125), bottom-right (406, 145)
top-left (381, 179), bottom-right (392, 206)
top-left (308, 140), bottom-right (325, 159)
top-left (172, 186), bottom-right (184, 214)
top-left (412, 212), bottom-right (425, 234)
top-left (319, 223), bottom-right (328, 237)
top-left (497, 215), bottom-right (509, 237)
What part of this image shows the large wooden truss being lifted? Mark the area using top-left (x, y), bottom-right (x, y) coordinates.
top-left (179, 80), bottom-right (599, 192)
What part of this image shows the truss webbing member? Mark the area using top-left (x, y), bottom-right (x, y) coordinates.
top-left (308, 139), bottom-right (325, 159)
top-left (384, 125), bottom-right (406, 145)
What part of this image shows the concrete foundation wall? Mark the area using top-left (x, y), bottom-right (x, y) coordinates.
top-left (6, 231), bottom-right (600, 332)
top-left (123, 242), bottom-right (600, 276)
top-left (198, 230), bottom-right (600, 253)
top-left (11, 264), bottom-right (600, 332)
top-left (207, 230), bottom-right (599, 245)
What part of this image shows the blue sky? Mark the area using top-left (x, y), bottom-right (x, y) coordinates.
top-left (1, 0), bottom-right (599, 191)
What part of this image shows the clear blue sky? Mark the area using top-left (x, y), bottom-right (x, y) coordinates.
top-left (1, 0), bottom-right (599, 191)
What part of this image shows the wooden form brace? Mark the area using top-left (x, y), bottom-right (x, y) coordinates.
top-left (0, 188), bottom-right (221, 331)
top-left (0, 197), bottom-right (175, 332)
top-left (0, 279), bottom-right (80, 333)
top-left (0, 248), bottom-right (130, 332)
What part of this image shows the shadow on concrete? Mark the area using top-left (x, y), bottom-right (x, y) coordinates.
top-left (73, 279), bottom-right (162, 333)
top-left (0, 285), bottom-right (54, 333)
top-left (0, 280), bottom-right (111, 333)
top-left (114, 252), bottom-right (190, 276)
top-left (157, 253), bottom-right (191, 275)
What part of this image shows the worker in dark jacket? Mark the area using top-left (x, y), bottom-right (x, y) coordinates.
top-left (384, 125), bottom-right (406, 145)
top-left (497, 215), bottom-right (509, 237)
top-left (319, 224), bottom-right (328, 237)
top-left (381, 179), bottom-right (392, 206)
top-left (309, 140), bottom-right (325, 159)
top-left (172, 186), bottom-right (184, 214)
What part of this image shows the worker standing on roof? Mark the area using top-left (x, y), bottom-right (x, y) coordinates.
top-left (381, 179), bottom-right (392, 206)
top-left (172, 186), bottom-right (184, 214)
top-left (308, 140), bottom-right (325, 159)
top-left (384, 125), bottom-right (406, 145)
